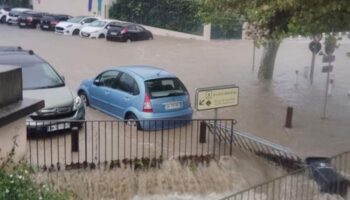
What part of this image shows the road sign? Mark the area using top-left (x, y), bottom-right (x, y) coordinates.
top-left (309, 41), bottom-right (322, 54)
top-left (322, 65), bottom-right (333, 73)
top-left (195, 85), bottom-right (239, 111)
top-left (323, 55), bottom-right (335, 63)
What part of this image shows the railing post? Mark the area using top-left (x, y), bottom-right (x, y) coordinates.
top-left (230, 120), bottom-right (233, 156)
top-left (199, 121), bottom-right (207, 143)
top-left (161, 120), bottom-right (164, 158)
top-left (71, 127), bottom-right (79, 152)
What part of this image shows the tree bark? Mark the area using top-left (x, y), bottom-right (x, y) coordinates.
top-left (258, 40), bottom-right (281, 80)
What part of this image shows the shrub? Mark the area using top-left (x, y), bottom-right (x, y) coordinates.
top-left (109, 0), bottom-right (203, 35)
top-left (0, 0), bottom-right (31, 8)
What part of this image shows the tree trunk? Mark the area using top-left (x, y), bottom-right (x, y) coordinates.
top-left (258, 40), bottom-right (281, 80)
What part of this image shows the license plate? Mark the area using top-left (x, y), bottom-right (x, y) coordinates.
top-left (20, 22), bottom-right (25, 26)
top-left (43, 25), bottom-right (49, 28)
top-left (110, 32), bottom-right (117, 36)
top-left (47, 123), bottom-right (70, 132)
top-left (165, 102), bottom-right (182, 110)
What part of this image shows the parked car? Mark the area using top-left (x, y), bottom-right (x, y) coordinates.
top-left (78, 65), bottom-right (192, 130)
top-left (0, 5), bottom-right (12, 23)
top-left (80, 19), bottom-right (120, 39)
top-left (18, 11), bottom-right (47, 28)
top-left (106, 23), bottom-right (153, 42)
top-left (40, 14), bottom-right (71, 31)
top-left (6, 8), bottom-right (31, 25)
top-left (55, 16), bottom-right (99, 35)
top-left (0, 47), bottom-right (85, 135)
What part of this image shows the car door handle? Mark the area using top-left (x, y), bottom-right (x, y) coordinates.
top-left (105, 91), bottom-right (110, 95)
top-left (124, 96), bottom-right (130, 101)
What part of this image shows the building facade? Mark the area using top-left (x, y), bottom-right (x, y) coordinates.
top-left (33, 0), bottom-right (114, 18)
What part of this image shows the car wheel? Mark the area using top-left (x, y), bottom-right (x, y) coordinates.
top-left (79, 91), bottom-right (89, 107)
top-left (0, 16), bottom-right (6, 24)
top-left (72, 29), bottom-right (80, 35)
top-left (98, 34), bottom-right (105, 39)
top-left (125, 113), bottom-right (141, 130)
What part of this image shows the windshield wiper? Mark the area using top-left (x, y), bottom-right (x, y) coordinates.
top-left (168, 92), bottom-right (185, 97)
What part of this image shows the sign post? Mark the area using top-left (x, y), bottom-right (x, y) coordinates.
top-left (309, 38), bottom-right (322, 84)
top-left (195, 85), bottom-right (239, 141)
top-left (321, 55), bottom-right (335, 119)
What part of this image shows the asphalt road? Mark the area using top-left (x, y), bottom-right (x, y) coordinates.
top-left (1, 24), bottom-right (350, 158)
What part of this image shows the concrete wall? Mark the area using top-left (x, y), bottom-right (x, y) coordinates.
top-left (33, 0), bottom-right (114, 18)
top-left (0, 118), bottom-right (27, 162)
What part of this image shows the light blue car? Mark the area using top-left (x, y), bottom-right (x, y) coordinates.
top-left (78, 65), bottom-right (193, 130)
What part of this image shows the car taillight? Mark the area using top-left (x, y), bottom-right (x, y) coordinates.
top-left (121, 28), bottom-right (128, 34)
top-left (143, 94), bottom-right (153, 113)
top-left (51, 20), bottom-right (58, 25)
top-left (27, 16), bottom-right (32, 22)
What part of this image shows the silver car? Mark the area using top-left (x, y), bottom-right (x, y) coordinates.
top-left (0, 47), bottom-right (85, 134)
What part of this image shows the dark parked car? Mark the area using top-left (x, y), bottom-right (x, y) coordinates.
top-left (40, 14), bottom-right (71, 31)
top-left (18, 11), bottom-right (47, 28)
top-left (106, 23), bottom-right (153, 42)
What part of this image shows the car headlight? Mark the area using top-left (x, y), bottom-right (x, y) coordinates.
top-left (66, 24), bottom-right (73, 28)
top-left (73, 96), bottom-right (82, 111)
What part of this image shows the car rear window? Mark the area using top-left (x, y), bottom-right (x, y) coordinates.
top-left (145, 78), bottom-right (187, 99)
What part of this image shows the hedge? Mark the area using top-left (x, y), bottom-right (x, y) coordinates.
top-left (109, 0), bottom-right (203, 35)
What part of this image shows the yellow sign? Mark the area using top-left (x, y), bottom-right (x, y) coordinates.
top-left (196, 86), bottom-right (239, 111)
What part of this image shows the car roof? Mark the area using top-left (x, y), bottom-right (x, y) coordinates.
top-left (0, 49), bottom-right (45, 66)
top-left (109, 65), bottom-right (176, 80)
top-left (11, 8), bottom-right (31, 12)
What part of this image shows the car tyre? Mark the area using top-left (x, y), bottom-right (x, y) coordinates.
top-left (125, 113), bottom-right (141, 130)
top-left (0, 16), bottom-right (6, 24)
top-left (98, 34), bottom-right (105, 39)
top-left (79, 91), bottom-right (89, 107)
top-left (72, 29), bottom-right (80, 35)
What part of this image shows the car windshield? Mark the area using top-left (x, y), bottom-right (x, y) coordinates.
top-left (67, 16), bottom-right (85, 23)
top-left (22, 63), bottom-right (64, 90)
top-left (89, 21), bottom-right (107, 28)
top-left (145, 78), bottom-right (187, 99)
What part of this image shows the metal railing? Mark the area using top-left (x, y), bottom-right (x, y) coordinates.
top-left (219, 151), bottom-right (350, 200)
top-left (206, 122), bottom-right (303, 171)
top-left (26, 119), bottom-right (236, 171)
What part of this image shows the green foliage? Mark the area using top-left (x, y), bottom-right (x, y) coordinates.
top-left (200, 0), bottom-right (350, 43)
top-left (0, 0), bottom-right (31, 7)
top-left (0, 139), bottom-right (71, 200)
top-left (109, 0), bottom-right (203, 35)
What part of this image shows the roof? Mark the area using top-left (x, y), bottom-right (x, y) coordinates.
top-left (110, 65), bottom-right (175, 80)
top-left (0, 50), bottom-right (45, 66)
top-left (11, 8), bottom-right (31, 12)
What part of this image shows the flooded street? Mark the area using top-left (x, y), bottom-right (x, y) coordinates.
top-left (1, 25), bottom-right (349, 158)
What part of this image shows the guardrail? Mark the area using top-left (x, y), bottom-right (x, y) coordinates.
top-left (206, 122), bottom-right (303, 171)
top-left (219, 151), bottom-right (350, 200)
top-left (26, 119), bottom-right (236, 171)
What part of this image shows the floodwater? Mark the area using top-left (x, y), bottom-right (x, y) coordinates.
top-left (1, 25), bottom-right (350, 199)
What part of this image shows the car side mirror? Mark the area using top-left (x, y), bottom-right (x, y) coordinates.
top-left (106, 25), bottom-right (110, 29)
top-left (93, 79), bottom-right (101, 86)
top-left (80, 21), bottom-right (85, 25)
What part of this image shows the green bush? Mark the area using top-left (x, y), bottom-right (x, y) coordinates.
top-left (0, 0), bottom-right (31, 8)
top-left (109, 0), bottom-right (203, 35)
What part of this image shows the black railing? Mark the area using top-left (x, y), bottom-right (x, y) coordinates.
top-left (219, 151), bottom-right (350, 200)
top-left (26, 119), bottom-right (236, 171)
top-left (206, 122), bottom-right (303, 171)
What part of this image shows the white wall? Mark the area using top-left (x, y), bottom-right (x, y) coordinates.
top-left (33, 0), bottom-right (113, 18)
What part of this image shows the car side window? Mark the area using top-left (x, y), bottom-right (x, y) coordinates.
top-left (136, 25), bottom-right (145, 32)
top-left (127, 25), bottom-right (137, 32)
top-left (97, 71), bottom-right (120, 88)
top-left (83, 18), bottom-right (96, 24)
top-left (117, 73), bottom-right (139, 95)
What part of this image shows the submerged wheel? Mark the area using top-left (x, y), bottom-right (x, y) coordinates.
top-left (125, 113), bottom-right (141, 130)
top-left (78, 91), bottom-right (89, 107)
top-left (98, 34), bottom-right (105, 39)
top-left (72, 29), bottom-right (80, 35)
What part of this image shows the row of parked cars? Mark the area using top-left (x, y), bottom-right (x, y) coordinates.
top-left (0, 6), bottom-right (153, 42)
top-left (0, 46), bottom-right (192, 133)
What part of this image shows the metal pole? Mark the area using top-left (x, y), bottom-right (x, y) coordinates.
top-left (322, 61), bottom-right (331, 119)
top-left (310, 50), bottom-right (316, 84)
top-left (252, 41), bottom-right (256, 72)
